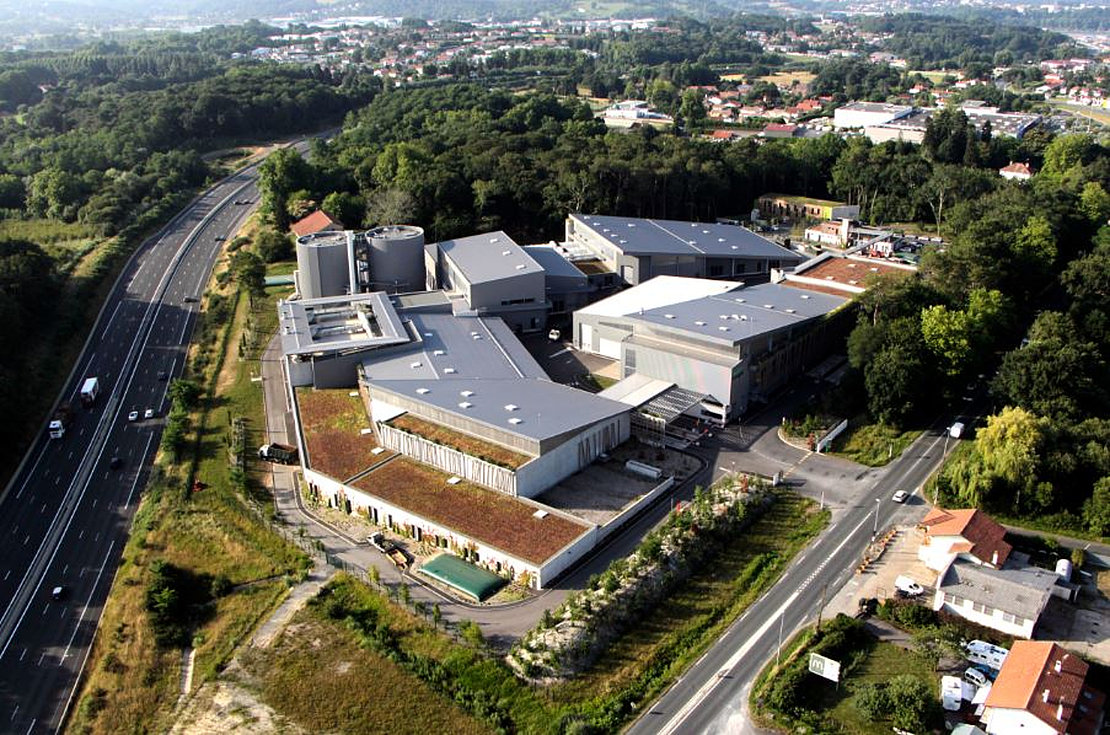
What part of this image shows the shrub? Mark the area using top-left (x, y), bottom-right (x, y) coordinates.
top-left (853, 681), bottom-right (890, 720)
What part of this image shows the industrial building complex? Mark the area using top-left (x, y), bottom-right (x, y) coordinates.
top-left (275, 212), bottom-right (891, 590)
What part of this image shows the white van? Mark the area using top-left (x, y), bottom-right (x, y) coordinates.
top-left (965, 640), bottom-right (1009, 671)
top-left (949, 422), bottom-right (965, 439)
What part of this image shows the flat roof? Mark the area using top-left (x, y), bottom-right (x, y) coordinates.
top-left (370, 378), bottom-right (629, 443)
top-left (360, 311), bottom-right (546, 382)
top-left (419, 553), bottom-right (506, 602)
top-left (839, 101), bottom-right (913, 114)
top-left (522, 244), bottom-right (588, 281)
top-left (279, 292), bottom-right (409, 357)
top-left (578, 275), bottom-right (745, 319)
top-left (599, 373), bottom-right (674, 407)
top-left (571, 214), bottom-right (801, 260)
top-left (789, 254), bottom-right (914, 293)
top-left (436, 230), bottom-right (544, 285)
top-left (631, 282), bottom-right (847, 346)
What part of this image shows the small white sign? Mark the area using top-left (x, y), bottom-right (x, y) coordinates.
top-left (808, 652), bottom-right (841, 683)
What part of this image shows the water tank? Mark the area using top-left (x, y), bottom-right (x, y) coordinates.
top-left (1056, 558), bottom-right (1073, 582)
top-left (366, 225), bottom-right (425, 294)
top-left (296, 232), bottom-right (351, 299)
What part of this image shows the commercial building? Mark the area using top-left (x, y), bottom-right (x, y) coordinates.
top-left (572, 275), bottom-right (849, 423)
top-left (980, 642), bottom-right (1105, 735)
top-left (918, 507), bottom-right (1012, 571)
top-left (564, 213), bottom-right (804, 287)
top-left (833, 101), bottom-right (913, 129)
top-left (293, 225), bottom-right (427, 300)
top-left (756, 194), bottom-right (859, 222)
top-left (424, 230), bottom-right (548, 333)
top-left (933, 558), bottom-right (1060, 639)
top-left (864, 104), bottom-right (1041, 145)
top-left (279, 289), bottom-right (640, 589)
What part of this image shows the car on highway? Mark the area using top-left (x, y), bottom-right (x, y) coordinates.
top-left (144, 408), bottom-right (155, 420)
top-left (892, 490), bottom-right (909, 503)
top-left (127, 410), bottom-right (139, 422)
top-left (157, 371), bottom-right (169, 381)
top-left (184, 296), bottom-right (199, 303)
top-left (51, 586), bottom-right (66, 602)
top-left (109, 456), bottom-right (122, 469)
top-left (214, 235), bottom-right (226, 242)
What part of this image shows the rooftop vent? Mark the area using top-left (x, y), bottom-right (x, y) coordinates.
top-left (490, 237), bottom-right (500, 243)
top-left (785, 308), bottom-right (796, 314)
top-left (433, 349), bottom-right (445, 356)
top-left (424, 332), bottom-right (433, 337)
top-left (505, 404), bottom-right (518, 411)
top-left (731, 245), bottom-right (739, 250)
top-left (870, 267), bottom-right (879, 272)
top-left (702, 229), bottom-right (710, 234)
top-left (460, 390), bottom-right (474, 397)
top-left (664, 313), bottom-right (675, 319)
top-left (515, 264), bottom-right (526, 270)
top-left (508, 418), bottom-right (523, 425)
top-left (447, 476), bottom-right (462, 485)
top-left (502, 250), bottom-right (511, 256)
top-left (695, 320), bottom-right (707, 326)
top-left (410, 361), bottom-right (422, 369)
top-left (719, 326), bottom-right (730, 332)
top-left (472, 334), bottom-right (483, 340)
top-left (416, 388), bottom-right (430, 394)
top-left (458, 401), bottom-right (472, 409)
top-left (533, 509), bottom-right (548, 518)
top-left (443, 367), bottom-right (456, 374)
top-left (764, 304), bottom-right (774, 309)
top-left (800, 294), bottom-right (811, 300)
top-left (718, 238), bottom-right (726, 243)
top-left (470, 331), bottom-right (479, 336)
top-left (627, 223), bottom-right (635, 227)
top-left (734, 298), bottom-right (745, 303)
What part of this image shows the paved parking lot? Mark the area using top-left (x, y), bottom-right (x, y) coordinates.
top-left (823, 525), bottom-right (938, 619)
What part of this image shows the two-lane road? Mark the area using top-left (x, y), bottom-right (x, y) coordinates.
top-left (0, 158), bottom-right (277, 734)
top-left (629, 424), bottom-right (952, 735)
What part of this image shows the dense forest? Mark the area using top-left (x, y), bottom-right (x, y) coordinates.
top-left (0, 25), bottom-right (380, 477)
top-left (861, 14), bottom-right (1082, 70)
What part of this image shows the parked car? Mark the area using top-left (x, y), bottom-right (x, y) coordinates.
top-left (963, 667), bottom-right (989, 688)
top-left (894, 575), bottom-right (924, 597)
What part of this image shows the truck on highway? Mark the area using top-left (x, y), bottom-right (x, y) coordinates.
top-left (79, 377), bottom-right (99, 407)
top-left (258, 442), bottom-right (298, 465)
top-left (48, 402), bottom-right (74, 439)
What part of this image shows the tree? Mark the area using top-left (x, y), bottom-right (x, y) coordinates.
top-left (1079, 181), bottom-right (1110, 223)
top-left (258, 148), bottom-right (316, 229)
top-left (853, 682), bottom-right (890, 720)
top-left (923, 109), bottom-right (971, 165)
top-left (369, 564), bottom-right (380, 589)
top-left (977, 406), bottom-right (1043, 487)
top-left (321, 191), bottom-right (363, 227)
top-left (400, 582), bottom-right (410, 607)
top-left (1083, 477), bottom-right (1110, 536)
top-left (887, 675), bottom-right (935, 731)
top-left (920, 305), bottom-right (972, 377)
top-left (230, 250), bottom-right (266, 303)
top-left (284, 189), bottom-right (316, 220)
top-left (432, 603), bottom-right (442, 630)
top-left (365, 187), bottom-right (416, 227)
top-left (254, 227), bottom-right (293, 263)
top-left (1014, 215), bottom-right (1057, 267)
top-left (459, 619), bottom-right (485, 648)
top-left (1041, 133), bottom-right (1093, 179)
top-left (866, 341), bottom-right (927, 428)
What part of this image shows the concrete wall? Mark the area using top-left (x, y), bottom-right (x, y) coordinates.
top-left (596, 476), bottom-right (674, 543)
top-left (369, 390), bottom-right (541, 456)
top-left (377, 422), bottom-right (522, 495)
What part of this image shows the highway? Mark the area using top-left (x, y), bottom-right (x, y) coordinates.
top-left (0, 151), bottom-right (283, 734)
top-left (628, 422), bottom-right (951, 735)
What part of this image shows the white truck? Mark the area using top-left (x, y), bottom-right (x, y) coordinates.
top-left (80, 377), bottom-right (99, 407)
top-left (48, 402), bottom-right (74, 439)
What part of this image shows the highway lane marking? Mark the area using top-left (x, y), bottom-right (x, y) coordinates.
top-left (13, 445), bottom-right (49, 500)
top-left (37, 651), bottom-right (45, 666)
top-left (3, 570), bottom-right (9, 581)
top-left (61, 540), bottom-right (115, 664)
top-left (19, 647), bottom-right (25, 661)
top-left (124, 435), bottom-right (154, 508)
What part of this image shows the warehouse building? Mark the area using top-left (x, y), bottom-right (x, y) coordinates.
top-left (573, 275), bottom-right (849, 423)
top-left (563, 213), bottom-right (804, 287)
top-left (833, 101), bottom-right (913, 129)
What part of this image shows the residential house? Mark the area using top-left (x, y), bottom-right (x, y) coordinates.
top-left (1000, 162), bottom-right (1034, 182)
top-left (918, 507), bottom-right (1012, 572)
top-left (980, 641), bottom-right (1105, 734)
top-left (933, 558), bottom-right (1057, 639)
top-left (291, 210), bottom-right (342, 237)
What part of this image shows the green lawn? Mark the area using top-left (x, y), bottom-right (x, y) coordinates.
top-left (821, 642), bottom-right (937, 734)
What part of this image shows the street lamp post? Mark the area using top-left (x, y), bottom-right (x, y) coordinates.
top-left (872, 497), bottom-right (880, 538)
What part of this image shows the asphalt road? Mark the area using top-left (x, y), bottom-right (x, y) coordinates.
top-left (0, 150), bottom-right (290, 734)
top-left (628, 420), bottom-right (953, 735)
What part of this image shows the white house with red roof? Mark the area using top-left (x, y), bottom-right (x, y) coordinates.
top-left (291, 210), bottom-right (343, 238)
top-left (1000, 162), bottom-right (1034, 182)
top-left (981, 641), bottom-right (1105, 735)
top-left (918, 507), bottom-right (1013, 572)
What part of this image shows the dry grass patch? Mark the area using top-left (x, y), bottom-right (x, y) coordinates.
top-left (389, 414), bottom-right (533, 470)
top-left (757, 69), bottom-right (817, 88)
top-left (239, 609), bottom-right (492, 735)
top-left (353, 458), bottom-right (588, 564)
top-left (297, 388), bottom-right (388, 481)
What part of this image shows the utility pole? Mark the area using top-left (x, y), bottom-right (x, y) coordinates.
top-left (872, 497), bottom-right (880, 538)
top-left (776, 611), bottom-right (785, 666)
top-left (816, 583), bottom-right (828, 634)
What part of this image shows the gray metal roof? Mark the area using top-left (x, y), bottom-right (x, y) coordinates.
top-left (369, 378), bottom-right (629, 442)
top-left (939, 559), bottom-right (1056, 621)
top-left (436, 231), bottom-right (544, 285)
top-left (571, 214), bottom-right (802, 260)
top-left (523, 244), bottom-right (589, 282)
top-left (360, 311), bottom-right (546, 383)
top-left (630, 282), bottom-right (847, 346)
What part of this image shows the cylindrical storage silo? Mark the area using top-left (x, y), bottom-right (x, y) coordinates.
top-left (296, 232), bottom-right (351, 299)
top-left (366, 225), bottom-right (425, 294)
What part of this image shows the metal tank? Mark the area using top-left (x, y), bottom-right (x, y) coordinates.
top-left (366, 225), bottom-right (425, 294)
top-left (296, 232), bottom-right (351, 299)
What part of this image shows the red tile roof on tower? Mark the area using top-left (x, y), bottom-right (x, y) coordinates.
top-left (290, 210), bottom-right (340, 237)
top-left (984, 641), bottom-right (1105, 735)
top-left (920, 507), bottom-right (1012, 567)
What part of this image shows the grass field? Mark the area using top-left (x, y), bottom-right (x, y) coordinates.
top-left (830, 420), bottom-right (922, 467)
top-left (909, 70), bottom-right (955, 84)
top-left (814, 642), bottom-right (937, 734)
top-left (71, 238), bottom-right (310, 733)
top-left (239, 602), bottom-right (492, 734)
top-left (757, 70), bottom-right (817, 89)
